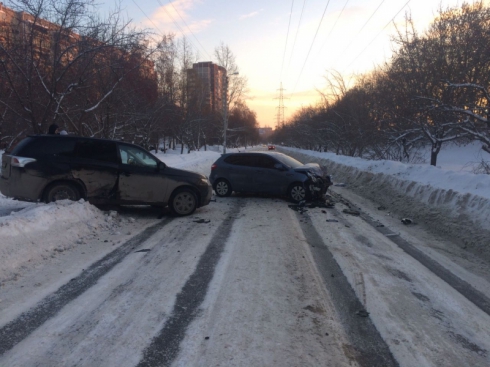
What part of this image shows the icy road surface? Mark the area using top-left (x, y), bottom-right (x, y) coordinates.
top-left (1, 192), bottom-right (490, 366)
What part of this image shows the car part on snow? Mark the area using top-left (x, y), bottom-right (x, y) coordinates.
top-left (343, 209), bottom-right (361, 216)
top-left (193, 219), bottom-right (211, 224)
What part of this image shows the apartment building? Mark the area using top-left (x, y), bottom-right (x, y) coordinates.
top-left (187, 61), bottom-right (227, 113)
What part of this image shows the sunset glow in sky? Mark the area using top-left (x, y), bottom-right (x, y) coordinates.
top-left (106, 0), bottom-right (487, 128)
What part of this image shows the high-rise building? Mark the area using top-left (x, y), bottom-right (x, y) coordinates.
top-left (187, 61), bottom-right (226, 113)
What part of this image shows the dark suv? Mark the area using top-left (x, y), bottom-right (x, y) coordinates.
top-left (209, 152), bottom-right (331, 202)
top-left (0, 135), bottom-right (212, 216)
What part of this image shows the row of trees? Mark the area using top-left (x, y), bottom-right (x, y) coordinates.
top-left (0, 0), bottom-right (259, 152)
top-left (272, 1), bottom-right (490, 168)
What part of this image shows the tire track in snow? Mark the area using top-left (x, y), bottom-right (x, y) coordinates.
top-left (0, 218), bottom-right (174, 355)
top-left (331, 191), bottom-right (490, 317)
top-left (295, 211), bottom-right (399, 367)
top-left (137, 199), bottom-right (244, 367)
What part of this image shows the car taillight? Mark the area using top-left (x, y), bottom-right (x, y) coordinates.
top-left (10, 156), bottom-right (37, 167)
top-left (211, 164), bottom-right (217, 170)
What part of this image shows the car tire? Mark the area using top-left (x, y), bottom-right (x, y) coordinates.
top-left (214, 179), bottom-right (232, 197)
top-left (169, 188), bottom-right (198, 216)
top-left (288, 183), bottom-right (306, 203)
top-left (45, 182), bottom-right (81, 203)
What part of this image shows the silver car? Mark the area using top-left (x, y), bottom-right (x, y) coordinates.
top-left (209, 152), bottom-right (331, 202)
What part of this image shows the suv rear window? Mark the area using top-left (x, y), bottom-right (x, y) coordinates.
top-left (13, 137), bottom-right (76, 158)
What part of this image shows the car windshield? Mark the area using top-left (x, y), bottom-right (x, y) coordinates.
top-left (274, 154), bottom-right (304, 168)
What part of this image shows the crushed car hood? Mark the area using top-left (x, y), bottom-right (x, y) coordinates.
top-left (293, 163), bottom-right (323, 176)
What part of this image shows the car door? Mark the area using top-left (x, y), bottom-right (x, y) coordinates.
top-left (223, 154), bottom-right (256, 192)
top-left (252, 155), bottom-right (288, 194)
top-left (117, 144), bottom-right (167, 204)
top-left (71, 140), bottom-right (119, 201)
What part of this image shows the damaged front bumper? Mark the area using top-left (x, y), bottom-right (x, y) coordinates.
top-left (305, 171), bottom-right (332, 200)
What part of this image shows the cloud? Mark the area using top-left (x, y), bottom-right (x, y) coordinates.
top-left (239, 9), bottom-right (263, 20)
top-left (142, 0), bottom-right (212, 36)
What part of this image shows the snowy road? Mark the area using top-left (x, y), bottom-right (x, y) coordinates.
top-left (1, 189), bottom-right (490, 366)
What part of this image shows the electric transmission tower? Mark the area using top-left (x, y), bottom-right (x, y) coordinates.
top-left (274, 82), bottom-right (287, 129)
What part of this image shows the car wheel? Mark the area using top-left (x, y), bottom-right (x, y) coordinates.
top-left (169, 188), bottom-right (198, 216)
top-left (214, 179), bottom-right (232, 197)
top-left (288, 183), bottom-right (306, 203)
top-left (45, 183), bottom-right (80, 203)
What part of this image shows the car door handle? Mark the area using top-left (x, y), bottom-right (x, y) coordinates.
top-left (122, 171), bottom-right (131, 177)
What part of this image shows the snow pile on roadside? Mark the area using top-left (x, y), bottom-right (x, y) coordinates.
top-left (0, 200), bottom-right (107, 282)
top-left (281, 146), bottom-right (490, 258)
top-left (0, 199), bottom-right (100, 237)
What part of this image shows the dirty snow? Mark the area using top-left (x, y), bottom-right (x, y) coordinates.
top-left (280, 142), bottom-right (490, 260)
top-left (1, 142), bottom-right (488, 285)
top-left (1, 142), bottom-right (490, 366)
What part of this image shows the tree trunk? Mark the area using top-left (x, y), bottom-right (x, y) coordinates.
top-left (430, 142), bottom-right (442, 166)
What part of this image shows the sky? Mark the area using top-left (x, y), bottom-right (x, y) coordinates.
top-left (99, 0), bottom-right (488, 128)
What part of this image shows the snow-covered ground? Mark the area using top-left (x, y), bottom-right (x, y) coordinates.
top-left (1, 142), bottom-right (489, 284)
top-left (1, 142), bottom-right (490, 366)
top-left (280, 142), bottom-right (490, 261)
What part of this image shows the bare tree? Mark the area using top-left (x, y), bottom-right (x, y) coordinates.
top-left (0, 0), bottom-right (155, 143)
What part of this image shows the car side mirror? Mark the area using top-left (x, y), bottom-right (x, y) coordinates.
top-left (274, 163), bottom-right (287, 171)
top-left (157, 161), bottom-right (166, 171)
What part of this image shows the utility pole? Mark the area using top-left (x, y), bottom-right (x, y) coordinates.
top-left (275, 82), bottom-right (287, 129)
top-left (223, 71), bottom-right (238, 154)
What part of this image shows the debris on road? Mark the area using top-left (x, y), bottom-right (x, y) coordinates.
top-left (135, 249), bottom-right (151, 253)
top-left (343, 209), bottom-right (360, 216)
top-left (401, 218), bottom-right (413, 225)
top-left (193, 219), bottom-right (211, 224)
top-left (326, 219), bottom-right (339, 223)
top-left (356, 309), bottom-right (370, 317)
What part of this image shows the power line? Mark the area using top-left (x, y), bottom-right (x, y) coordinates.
top-left (280, 0), bottom-right (295, 80)
top-left (317, 0), bottom-right (350, 55)
top-left (334, 0), bottom-right (386, 64)
top-left (344, 0), bottom-right (411, 72)
top-left (291, 0), bottom-right (332, 97)
top-left (131, 0), bottom-right (165, 43)
top-left (164, 0), bottom-right (211, 60)
top-left (287, 0), bottom-right (307, 74)
top-left (146, 0), bottom-right (205, 59)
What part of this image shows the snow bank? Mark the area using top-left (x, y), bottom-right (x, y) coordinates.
top-left (0, 200), bottom-right (106, 282)
top-left (281, 147), bottom-right (490, 259)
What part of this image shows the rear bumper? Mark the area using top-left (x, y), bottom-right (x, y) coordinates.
top-left (0, 169), bottom-right (46, 202)
top-left (0, 176), bottom-right (10, 197)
